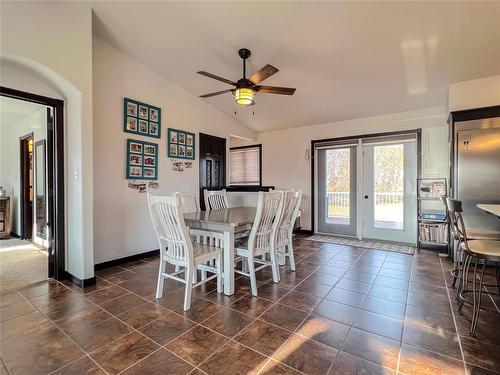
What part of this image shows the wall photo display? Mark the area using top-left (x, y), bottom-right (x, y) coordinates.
top-left (124, 98), bottom-right (161, 139)
top-left (168, 128), bottom-right (195, 160)
top-left (126, 139), bottom-right (158, 180)
top-left (167, 128), bottom-right (195, 160)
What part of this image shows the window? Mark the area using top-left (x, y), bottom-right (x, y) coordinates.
top-left (229, 145), bottom-right (262, 186)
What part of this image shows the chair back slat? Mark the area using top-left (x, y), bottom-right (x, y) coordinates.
top-left (248, 191), bottom-right (283, 255)
top-left (204, 189), bottom-right (229, 210)
top-left (147, 194), bottom-right (193, 265)
top-left (175, 191), bottom-right (200, 213)
top-left (275, 190), bottom-right (302, 248)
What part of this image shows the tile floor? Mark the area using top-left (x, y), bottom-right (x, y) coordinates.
top-left (1, 235), bottom-right (500, 375)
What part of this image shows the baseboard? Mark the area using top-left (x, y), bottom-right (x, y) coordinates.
top-left (295, 229), bottom-right (313, 235)
top-left (94, 249), bottom-right (160, 271)
top-left (64, 271), bottom-right (96, 288)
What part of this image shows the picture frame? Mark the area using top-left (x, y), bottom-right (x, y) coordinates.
top-left (126, 139), bottom-right (158, 180)
top-left (123, 98), bottom-right (161, 139)
top-left (167, 128), bottom-right (195, 160)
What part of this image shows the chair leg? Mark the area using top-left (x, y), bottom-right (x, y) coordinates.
top-left (192, 268), bottom-right (198, 284)
top-left (201, 262), bottom-right (208, 281)
top-left (175, 265), bottom-right (180, 273)
top-left (184, 266), bottom-right (194, 311)
top-left (270, 248), bottom-right (280, 283)
top-left (216, 254), bottom-right (223, 293)
top-left (471, 261), bottom-right (486, 335)
top-left (288, 238), bottom-right (296, 271)
top-left (247, 257), bottom-right (258, 296)
top-left (156, 257), bottom-right (167, 299)
top-left (470, 258), bottom-right (479, 335)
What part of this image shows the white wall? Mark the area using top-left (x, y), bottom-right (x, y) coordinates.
top-left (1, 1), bottom-right (94, 279)
top-left (257, 107), bottom-right (449, 230)
top-left (0, 104), bottom-right (47, 236)
top-left (92, 37), bottom-right (255, 264)
top-left (449, 75), bottom-right (500, 112)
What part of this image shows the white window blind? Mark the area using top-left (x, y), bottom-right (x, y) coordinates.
top-left (229, 146), bottom-right (261, 185)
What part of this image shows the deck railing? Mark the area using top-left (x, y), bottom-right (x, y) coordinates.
top-left (326, 191), bottom-right (403, 218)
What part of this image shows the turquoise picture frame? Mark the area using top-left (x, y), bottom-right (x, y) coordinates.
top-left (124, 97), bottom-right (161, 139)
top-left (126, 139), bottom-right (158, 180)
top-left (167, 128), bottom-right (195, 160)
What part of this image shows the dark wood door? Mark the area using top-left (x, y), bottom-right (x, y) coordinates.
top-left (199, 133), bottom-right (226, 210)
top-left (20, 133), bottom-right (34, 240)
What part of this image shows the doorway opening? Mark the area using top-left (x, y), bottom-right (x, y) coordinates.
top-left (0, 87), bottom-right (65, 292)
top-left (313, 130), bottom-right (420, 245)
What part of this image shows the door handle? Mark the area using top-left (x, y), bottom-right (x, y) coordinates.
top-left (364, 195), bottom-right (369, 199)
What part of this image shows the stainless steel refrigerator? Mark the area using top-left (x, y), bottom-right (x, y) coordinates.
top-left (453, 117), bottom-right (500, 235)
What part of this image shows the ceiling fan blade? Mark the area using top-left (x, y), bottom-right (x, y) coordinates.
top-left (254, 85), bottom-right (296, 95)
top-left (199, 89), bottom-right (233, 98)
top-left (249, 64), bottom-right (279, 84)
top-left (197, 71), bottom-right (237, 86)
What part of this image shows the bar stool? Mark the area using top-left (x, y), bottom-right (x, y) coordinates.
top-left (442, 196), bottom-right (500, 290)
top-left (447, 197), bottom-right (500, 335)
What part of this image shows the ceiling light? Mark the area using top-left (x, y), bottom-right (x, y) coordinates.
top-left (234, 88), bottom-right (255, 106)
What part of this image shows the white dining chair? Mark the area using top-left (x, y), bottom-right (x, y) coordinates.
top-left (204, 189), bottom-right (229, 210)
top-left (174, 191), bottom-right (223, 282)
top-left (147, 194), bottom-right (223, 310)
top-left (174, 191), bottom-right (200, 213)
top-left (273, 190), bottom-right (302, 272)
top-left (234, 191), bottom-right (283, 296)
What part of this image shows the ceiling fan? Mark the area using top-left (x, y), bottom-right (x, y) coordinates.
top-left (197, 48), bottom-right (296, 106)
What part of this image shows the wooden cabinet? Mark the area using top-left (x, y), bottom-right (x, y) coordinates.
top-left (0, 197), bottom-right (11, 239)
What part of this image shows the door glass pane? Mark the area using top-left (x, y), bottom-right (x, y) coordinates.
top-left (373, 144), bottom-right (404, 229)
top-left (325, 148), bottom-right (350, 225)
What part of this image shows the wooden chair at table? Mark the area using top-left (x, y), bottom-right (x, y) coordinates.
top-left (147, 194), bottom-right (223, 310)
top-left (174, 191), bottom-right (223, 282)
top-left (204, 189), bottom-right (229, 210)
top-left (273, 190), bottom-right (302, 273)
top-left (235, 191), bottom-right (283, 296)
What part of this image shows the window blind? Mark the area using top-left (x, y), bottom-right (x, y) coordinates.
top-left (229, 146), bottom-right (261, 185)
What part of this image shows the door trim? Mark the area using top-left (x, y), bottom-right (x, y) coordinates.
top-left (311, 129), bottom-right (422, 236)
top-left (19, 132), bottom-right (34, 240)
top-left (1, 86), bottom-right (65, 280)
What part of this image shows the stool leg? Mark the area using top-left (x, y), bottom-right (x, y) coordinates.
top-left (458, 254), bottom-right (471, 313)
top-left (456, 252), bottom-right (466, 301)
top-left (470, 261), bottom-right (486, 335)
top-left (496, 263), bottom-right (500, 294)
top-left (469, 258), bottom-right (479, 334)
top-left (451, 247), bottom-right (461, 289)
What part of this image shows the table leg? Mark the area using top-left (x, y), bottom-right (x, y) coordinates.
top-left (223, 230), bottom-right (235, 295)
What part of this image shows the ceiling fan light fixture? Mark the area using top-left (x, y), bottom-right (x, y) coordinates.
top-left (234, 87), bottom-right (255, 105)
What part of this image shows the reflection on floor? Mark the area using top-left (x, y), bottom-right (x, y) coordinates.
top-left (1, 235), bottom-right (499, 374)
top-left (0, 238), bottom-right (47, 293)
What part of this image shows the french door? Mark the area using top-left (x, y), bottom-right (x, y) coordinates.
top-left (362, 140), bottom-right (417, 243)
top-left (317, 145), bottom-right (357, 236)
top-left (315, 134), bottom-right (418, 244)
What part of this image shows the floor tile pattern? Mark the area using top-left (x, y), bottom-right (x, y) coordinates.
top-left (1, 234), bottom-right (499, 374)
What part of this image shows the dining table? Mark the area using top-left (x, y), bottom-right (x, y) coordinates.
top-left (183, 207), bottom-right (256, 295)
top-left (477, 204), bottom-right (500, 219)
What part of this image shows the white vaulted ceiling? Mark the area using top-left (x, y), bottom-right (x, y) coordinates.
top-left (91, 1), bottom-right (500, 132)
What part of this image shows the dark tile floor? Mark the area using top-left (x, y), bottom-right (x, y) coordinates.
top-left (1, 235), bottom-right (500, 374)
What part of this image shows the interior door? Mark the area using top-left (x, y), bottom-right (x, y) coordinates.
top-left (199, 133), bottom-right (226, 210)
top-left (362, 140), bottom-right (417, 243)
top-left (317, 145), bottom-right (357, 236)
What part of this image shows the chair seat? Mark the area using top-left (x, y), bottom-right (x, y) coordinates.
top-left (467, 229), bottom-right (500, 241)
top-left (193, 243), bottom-right (222, 264)
top-left (460, 240), bottom-right (500, 258)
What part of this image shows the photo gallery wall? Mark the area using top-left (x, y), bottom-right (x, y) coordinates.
top-left (126, 139), bottom-right (158, 180)
top-left (124, 97), bottom-right (196, 181)
top-left (124, 98), bottom-right (161, 139)
top-left (168, 128), bottom-right (195, 160)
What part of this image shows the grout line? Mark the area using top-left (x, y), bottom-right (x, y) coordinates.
top-left (15, 286), bottom-right (112, 375)
top-left (439, 255), bottom-right (467, 375)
